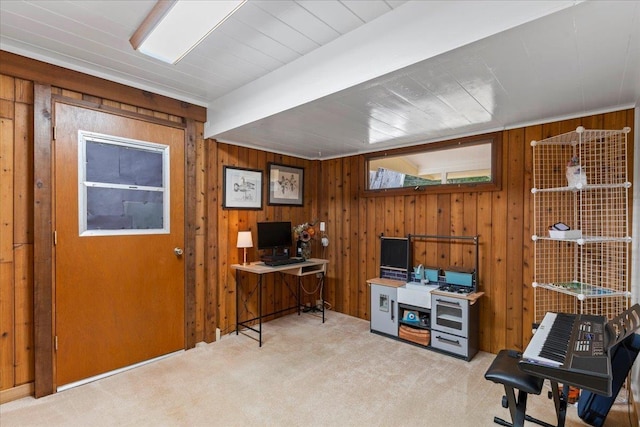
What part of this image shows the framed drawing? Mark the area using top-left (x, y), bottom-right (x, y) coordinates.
top-left (268, 163), bottom-right (304, 206)
top-left (222, 166), bottom-right (263, 209)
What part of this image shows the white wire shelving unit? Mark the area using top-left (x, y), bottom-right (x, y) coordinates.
top-left (531, 126), bottom-right (632, 321)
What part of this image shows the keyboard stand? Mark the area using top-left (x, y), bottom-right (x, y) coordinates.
top-left (549, 381), bottom-right (569, 427)
top-left (231, 258), bottom-right (329, 346)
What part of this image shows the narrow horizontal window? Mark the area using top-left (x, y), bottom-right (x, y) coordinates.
top-left (363, 132), bottom-right (502, 196)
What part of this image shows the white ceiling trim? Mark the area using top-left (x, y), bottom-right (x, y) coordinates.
top-left (0, 38), bottom-right (210, 107)
top-left (204, 0), bottom-right (580, 139)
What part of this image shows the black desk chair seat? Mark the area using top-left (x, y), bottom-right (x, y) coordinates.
top-left (485, 349), bottom-right (554, 427)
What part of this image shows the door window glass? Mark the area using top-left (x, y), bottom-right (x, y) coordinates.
top-left (78, 131), bottom-right (170, 236)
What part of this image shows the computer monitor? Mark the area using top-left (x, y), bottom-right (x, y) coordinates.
top-left (257, 221), bottom-right (292, 258)
top-left (380, 237), bottom-right (410, 270)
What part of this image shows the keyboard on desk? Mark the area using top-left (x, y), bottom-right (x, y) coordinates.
top-left (519, 311), bottom-right (612, 396)
top-left (262, 257), bottom-right (306, 266)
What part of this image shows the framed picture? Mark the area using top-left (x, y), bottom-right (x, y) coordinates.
top-left (222, 166), bottom-right (263, 209)
top-left (268, 163), bottom-right (304, 206)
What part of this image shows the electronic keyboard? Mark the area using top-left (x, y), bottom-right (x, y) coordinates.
top-left (519, 311), bottom-right (612, 396)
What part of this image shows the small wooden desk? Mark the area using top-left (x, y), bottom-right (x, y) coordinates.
top-left (231, 258), bottom-right (328, 346)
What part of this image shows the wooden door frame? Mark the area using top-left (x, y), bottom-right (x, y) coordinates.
top-left (33, 84), bottom-right (198, 397)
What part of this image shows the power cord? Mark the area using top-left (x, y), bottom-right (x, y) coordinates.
top-left (300, 272), bottom-right (328, 312)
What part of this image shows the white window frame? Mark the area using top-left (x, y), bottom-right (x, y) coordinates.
top-left (78, 130), bottom-right (170, 236)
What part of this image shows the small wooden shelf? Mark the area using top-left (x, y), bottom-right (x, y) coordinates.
top-left (366, 277), bottom-right (405, 288)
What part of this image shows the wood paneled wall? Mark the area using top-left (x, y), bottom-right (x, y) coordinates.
top-left (0, 63), bottom-right (210, 399)
top-left (0, 52), bottom-right (635, 400)
top-left (0, 75), bottom-right (35, 398)
top-left (317, 109), bottom-right (635, 355)
top-left (211, 109), bottom-right (635, 355)
top-left (211, 143), bottom-right (322, 334)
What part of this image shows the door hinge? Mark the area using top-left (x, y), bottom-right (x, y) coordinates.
top-left (52, 126), bottom-right (56, 141)
top-left (54, 335), bottom-right (58, 351)
top-left (53, 230), bottom-right (57, 245)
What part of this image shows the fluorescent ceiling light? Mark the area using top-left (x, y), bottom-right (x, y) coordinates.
top-left (130, 0), bottom-right (246, 64)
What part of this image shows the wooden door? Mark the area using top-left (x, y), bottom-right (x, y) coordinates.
top-left (54, 102), bottom-right (185, 387)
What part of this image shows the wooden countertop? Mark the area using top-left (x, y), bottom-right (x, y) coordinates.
top-left (231, 258), bottom-right (328, 276)
top-left (366, 277), bottom-right (406, 288)
top-left (367, 277), bottom-right (485, 305)
top-left (431, 289), bottom-right (485, 304)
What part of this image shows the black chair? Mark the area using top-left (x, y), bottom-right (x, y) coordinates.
top-left (484, 349), bottom-right (556, 427)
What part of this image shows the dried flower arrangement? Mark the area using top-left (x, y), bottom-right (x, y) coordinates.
top-left (293, 220), bottom-right (317, 259)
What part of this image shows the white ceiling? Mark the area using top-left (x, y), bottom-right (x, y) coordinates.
top-left (1, 1), bottom-right (639, 160)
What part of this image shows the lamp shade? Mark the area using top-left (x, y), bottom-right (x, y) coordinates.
top-left (236, 231), bottom-right (253, 248)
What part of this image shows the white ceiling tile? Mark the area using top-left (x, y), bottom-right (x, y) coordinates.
top-left (253, 1), bottom-right (338, 45)
top-left (231, 2), bottom-right (319, 55)
top-left (217, 18), bottom-right (299, 65)
top-left (194, 31), bottom-right (283, 72)
top-left (297, 0), bottom-right (366, 34)
top-left (2, 1), bottom-right (128, 49)
top-left (386, 0), bottom-right (409, 8)
top-left (342, 1), bottom-right (394, 23)
top-left (70, 1), bottom-right (155, 30)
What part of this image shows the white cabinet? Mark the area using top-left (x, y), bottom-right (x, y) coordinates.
top-left (430, 292), bottom-right (479, 360)
top-left (369, 282), bottom-right (399, 337)
top-left (531, 126), bottom-right (632, 321)
top-left (431, 294), bottom-right (469, 335)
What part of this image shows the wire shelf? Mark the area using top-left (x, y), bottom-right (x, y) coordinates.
top-left (531, 127), bottom-right (631, 322)
top-left (533, 282), bottom-right (629, 299)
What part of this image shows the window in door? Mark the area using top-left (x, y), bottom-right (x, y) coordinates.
top-left (78, 131), bottom-right (170, 236)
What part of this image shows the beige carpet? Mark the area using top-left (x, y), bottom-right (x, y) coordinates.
top-left (1, 311), bottom-right (636, 426)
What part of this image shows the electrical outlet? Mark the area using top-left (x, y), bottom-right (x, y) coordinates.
top-left (216, 327), bottom-right (221, 341)
top-left (316, 299), bottom-right (323, 307)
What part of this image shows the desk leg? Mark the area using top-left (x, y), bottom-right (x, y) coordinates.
top-left (258, 274), bottom-right (262, 347)
top-left (235, 269), bottom-right (240, 336)
top-left (321, 272), bottom-right (325, 323)
top-left (297, 277), bottom-right (302, 316)
top-left (236, 269), bottom-right (264, 347)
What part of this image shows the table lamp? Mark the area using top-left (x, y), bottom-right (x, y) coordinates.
top-left (237, 231), bottom-right (253, 265)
